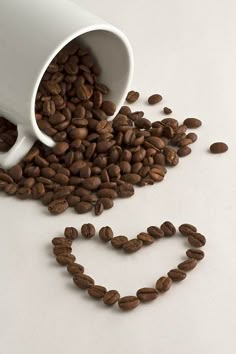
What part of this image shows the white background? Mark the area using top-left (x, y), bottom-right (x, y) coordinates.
top-left (1, 0), bottom-right (236, 353)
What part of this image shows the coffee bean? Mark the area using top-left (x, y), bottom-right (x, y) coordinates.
top-left (97, 197), bottom-right (114, 209)
top-left (56, 254), bottom-right (76, 265)
top-left (81, 223), bottom-right (95, 239)
top-left (145, 136), bottom-right (165, 150)
top-left (160, 221), bottom-right (176, 237)
top-left (149, 166), bottom-right (165, 182)
top-left (126, 91), bottom-right (140, 103)
top-left (121, 173), bottom-right (141, 184)
top-left (16, 187), bottom-right (31, 199)
top-left (178, 258), bottom-right (197, 271)
top-left (4, 183), bottom-right (17, 195)
top-left (156, 276), bottom-right (172, 293)
top-left (99, 226), bottom-right (113, 242)
top-left (148, 94), bottom-right (162, 105)
top-left (103, 290), bottom-right (120, 305)
top-left (118, 296), bottom-right (140, 310)
top-left (53, 245), bottom-right (72, 256)
top-left (183, 118), bottom-right (202, 128)
top-left (48, 199), bottom-right (69, 215)
top-left (117, 183), bottom-right (134, 198)
top-left (75, 201), bottom-right (93, 214)
top-left (101, 101), bottom-right (116, 116)
top-left (163, 107), bottom-right (172, 115)
top-left (210, 142), bottom-right (228, 154)
top-left (8, 165), bottom-right (22, 182)
top-left (186, 249), bottom-right (205, 261)
top-left (165, 149), bottom-right (179, 166)
top-left (178, 138), bottom-right (193, 147)
top-left (52, 237), bottom-right (72, 246)
top-left (177, 146), bottom-right (191, 157)
top-left (94, 201), bottom-right (104, 215)
top-left (179, 223), bottom-right (197, 236)
top-left (123, 239), bottom-right (143, 253)
top-left (137, 232), bottom-right (154, 245)
top-left (32, 182), bottom-right (45, 199)
top-left (168, 269), bottom-right (186, 281)
top-left (88, 285), bottom-right (107, 299)
top-left (64, 227), bottom-right (79, 240)
top-left (0, 172), bottom-right (14, 183)
top-left (136, 288), bottom-right (159, 302)
top-left (52, 142), bottom-right (69, 156)
top-left (76, 84), bottom-right (93, 101)
top-left (147, 226), bottom-right (164, 239)
top-left (67, 195), bottom-right (80, 207)
top-left (96, 188), bottom-right (118, 199)
top-left (67, 263), bottom-right (84, 275)
top-left (73, 273), bottom-right (94, 289)
top-left (111, 236), bottom-right (128, 249)
top-left (186, 132), bottom-right (198, 142)
top-left (41, 191), bottom-right (54, 205)
top-left (81, 177), bottom-right (101, 191)
top-left (188, 233), bottom-right (206, 247)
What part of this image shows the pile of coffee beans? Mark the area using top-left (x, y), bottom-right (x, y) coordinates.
top-left (52, 222), bottom-right (206, 311)
top-left (0, 117), bottom-right (17, 152)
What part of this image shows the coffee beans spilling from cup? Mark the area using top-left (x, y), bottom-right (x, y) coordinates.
top-left (52, 222), bottom-right (206, 311)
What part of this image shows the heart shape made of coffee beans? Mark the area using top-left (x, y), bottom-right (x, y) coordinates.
top-left (52, 222), bottom-right (206, 311)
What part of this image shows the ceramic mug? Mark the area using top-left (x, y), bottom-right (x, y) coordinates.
top-left (0, 0), bottom-right (133, 169)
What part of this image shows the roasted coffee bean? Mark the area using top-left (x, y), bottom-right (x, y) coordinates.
top-left (81, 223), bottom-right (95, 239)
top-left (123, 239), bottom-right (143, 253)
top-left (56, 254), bottom-right (76, 265)
top-left (73, 273), bottom-right (94, 289)
top-left (145, 136), bottom-right (165, 150)
top-left (178, 138), bottom-right (193, 147)
top-left (136, 288), bottom-right (159, 302)
top-left (64, 227), bottom-right (79, 240)
top-left (117, 183), bottom-right (134, 198)
top-left (96, 188), bottom-right (118, 199)
top-left (103, 290), bottom-right (120, 305)
top-left (178, 258), bottom-right (197, 271)
top-left (16, 187), bottom-right (31, 199)
top-left (147, 226), bottom-right (164, 239)
top-left (94, 201), bottom-right (104, 215)
top-left (101, 101), bottom-right (116, 116)
top-left (75, 201), bottom-right (93, 214)
top-left (41, 192), bottom-right (54, 205)
top-left (48, 199), bottom-right (69, 215)
top-left (118, 296), bottom-right (140, 310)
top-left (168, 269), bottom-right (186, 281)
top-left (126, 90), bottom-right (140, 103)
top-left (97, 197), bottom-right (114, 210)
top-left (5, 183), bottom-right (17, 195)
top-left (161, 221), bottom-right (176, 237)
top-left (67, 195), bottom-right (81, 207)
top-left (53, 245), bottom-right (72, 256)
top-left (148, 94), bottom-right (162, 105)
top-left (8, 165), bottom-right (22, 182)
top-left (52, 142), bottom-right (69, 156)
top-left (32, 183), bottom-right (45, 199)
top-left (67, 263), bottom-right (84, 275)
top-left (121, 173), bottom-right (141, 184)
top-left (99, 226), bottom-right (113, 242)
top-left (179, 223), bottom-right (197, 236)
top-left (183, 118), bottom-right (202, 128)
top-left (137, 232), bottom-right (154, 245)
top-left (186, 248), bottom-right (205, 261)
top-left (111, 236), bottom-right (128, 249)
top-left (0, 172), bottom-right (14, 183)
top-left (165, 149), bottom-right (179, 166)
top-left (188, 233), bottom-right (206, 247)
top-left (149, 166), bottom-right (165, 182)
top-left (163, 107), bottom-right (172, 115)
top-left (177, 146), bottom-right (191, 157)
top-left (156, 276), bottom-right (172, 293)
top-left (186, 132), bottom-right (198, 142)
top-left (52, 237), bottom-right (72, 247)
top-left (88, 285), bottom-right (107, 299)
top-left (210, 142), bottom-right (228, 154)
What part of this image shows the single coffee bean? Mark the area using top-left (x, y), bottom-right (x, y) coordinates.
top-left (178, 258), bottom-right (198, 271)
top-left (16, 187), bottom-right (31, 199)
top-left (186, 132), bottom-right (198, 142)
top-left (99, 226), bottom-right (113, 242)
top-left (137, 232), bottom-right (154, 245)
top-left (186, 248), bottom-right (205, 261)
top-left (156, 276), bottom-right (172, 293)
top-left (81, 223), bottom-right (95, 239)
top-left (97, 197), bottom-right (114, 209)
top-left (103, 290), bottom-right (120, 305)
top-left (188, 233), bottom-right (206, 247)
top-left (183, 118), bottom-right (202, 128)
top-left (210, 142), bottom-right (228, 154)
top-left (4, 183), bottom-right (17, 195)
top-left (145, 136), bottom-right (165, 150)
top-left (56, 254), bottom-right (76, 266)
top-left (66, 195), bottom-right (81, 207)
top-left (52, 142), bottom-right (69, 156)
top-left (73, 273), bottom-right (94, 289)
top-left (67, 263), bottom-right (84, 275)
top-left (41, 191), bottom-right (54, 205)
top-left (101, 101), bottom-right (116, 116)
top-left (177, 146), bottom-right (191, 157)
top-left (32, 183), bottom-right (45, 199)
top-left (163, 107), bottom-right (172, 115)
top-left (168, 269), bottom-right (186, 281)
top-left (117, 183), bottom-right (134, 198)
top-left (48, 199), bottom-right (69, 215)
top-left (52, 237), bottom-right (72, 246)
top-left (64, 227), bottom-right (79, 240)
top-left (123, 239), bottom-right (143, 253)
top-left (121, 173), bottom-right (141, 184)
top-left (179, 223), bottom-right (197, 236)
top-left (53, 245), bottom-right (72, 256)
top-left (178, 138), bottom-right (193, 147)
top-left (111, 236), bottom-right (128, 249)
top-left (165, 149), bottom-right (179, 166)
top-left (160, 221), bottom-right (176, 237)
top-left (118, 296), bottom-right (140, 310)
top-left (147, 226), bottom-right (164, 239)
top-left (126, 90), bottom-right (140, 103)
top-left (136, 288), bottom-right (159, 302)
top-left (94, 201), bottom-right (104, 216)
top-left (74, 201), bottom-right (93, 214)
top-left (8, 165), bottom-right (22, 182)
top-left (148, 94), bottom-right (162, 105)
top-left (0, 172), bottom-right (14, 183)
top-left (88, 285), bottom-right (107, 299)
top-left (96, 188), bottom-right (118, 199)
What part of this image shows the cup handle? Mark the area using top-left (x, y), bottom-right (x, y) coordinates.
top-left (0, 124), bottom-right (35, 169)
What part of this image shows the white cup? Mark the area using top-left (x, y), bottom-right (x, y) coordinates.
top-left (0, 0), bottom-right (133, 169)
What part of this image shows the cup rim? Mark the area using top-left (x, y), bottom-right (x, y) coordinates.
top-left (30, 23), bottom-right (134, 147)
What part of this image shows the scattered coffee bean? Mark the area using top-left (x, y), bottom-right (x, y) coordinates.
top-left (168, 269), bottom-right (186, 281)
top-left (111, 236), bottom-right (128, 249)
top-left (94, 201), bottom-right (104, 215)
top-left (148, 94), bottom-right (162, 105)
top-left (64, 227), bottom-right (79, 240)
top-left (178, 258), bottom-right (198, 271)
top-left (177, 146), bottom-right (191, 157)
top-left (73, 273), bottom-right (94, 289)
top-left (99, 226), bottom-right (113, 242)
top-left (188, 233), bottom-right (206, 247)
top-left (126, 90), bottom-right (140, 103)
top-left (186, 249), bottom-right (204, 261)
top-left (161, 221), bottom-right (176, 237)
top-left (88, 285), bottom-right (107, 299)
top-left (74, 201), bottom-right (93, 214)
top-left (123, 239), bottom-right (143, 253)
top-left (210, 142), bottom-right (228, 154)
top-left (56, 254), bottom-right (76, 265)
top-left (183, 118), bottom-right (202, 128)
top-left (103, 290), bottom-right (120, 305)
top-left (147, 226), bottom-right (164, 239)
top-left (67, 263), bottom-right (84, 275)
top-left (81, 223), bottom-right (95, 239)
top-left (186, 132), bottom-right (198, 142)
top-left (137, 232), bottom-right (154, 245)
top-left (48, 199), bottom-right (69, 215)
top-left (156, 276), bottom-right (172, 293)
top-left (179, 223), bottom-right (197, 236)
top-left (52, 237), bottom-right (72, 246)
top-left (163, 107), bottom-right (172, 115)
top-left (53, 245), bottom-right (72, 256)
top-left (136, 288), bottom-right (159, 302)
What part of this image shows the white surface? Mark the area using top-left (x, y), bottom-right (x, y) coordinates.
top-left (0, 0), bottom-right (236, 353)
top-left (0, 0), bottom-right (133, 168)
